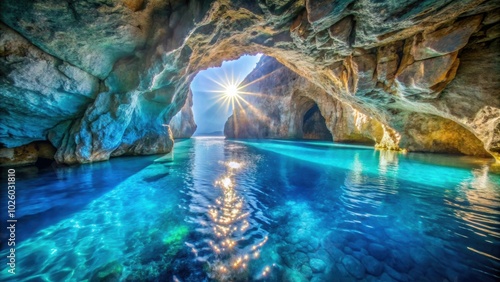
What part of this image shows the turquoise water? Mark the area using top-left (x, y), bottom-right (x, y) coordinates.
top-left (1, 137), bottom-right (499, 281)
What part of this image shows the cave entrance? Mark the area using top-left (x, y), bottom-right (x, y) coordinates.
top-left (301, 103), bottom-right (333, 140)
top-left (188, 54), bottom-right (262, 137)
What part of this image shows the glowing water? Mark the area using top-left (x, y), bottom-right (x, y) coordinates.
top-left (1, 137), bottom-right (499, 281)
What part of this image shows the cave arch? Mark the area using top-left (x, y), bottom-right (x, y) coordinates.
top-left (302, 104), bottom-right (332, 140)
top-left (1, 0), bottom-right (498, 165)
top-left (293, 96), bottom-right (332, 140)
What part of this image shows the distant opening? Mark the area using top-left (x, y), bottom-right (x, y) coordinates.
top-left (190, 54), bottom-right (262, 136)
top-left (302, 104), bottom-right (332, 140)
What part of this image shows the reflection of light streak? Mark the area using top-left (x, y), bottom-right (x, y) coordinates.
top-left (207, 161), bottom-right (268, 281)
top-left (228, 161), bottom-right (241, 169)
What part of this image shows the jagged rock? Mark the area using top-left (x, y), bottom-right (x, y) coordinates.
top-left (0, 141), bottom-right (56, 167)
top-left (411, 16), bottom-right (482, 61)
top-left (0, 23), bottom-right (99, 148)
top-left (224, 56), bottom-right (397, 147)
top-left (395, 51), bottom-right (460, 98)
top-left (0, 0), bottom-right (498, 164)
top-left (399, 113), bottom-right (490, 157)
top-left (170, 90), bottom-right (197, 138)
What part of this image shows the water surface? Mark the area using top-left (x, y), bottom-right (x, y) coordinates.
top-left (1, 137), bottom-right (499, 281)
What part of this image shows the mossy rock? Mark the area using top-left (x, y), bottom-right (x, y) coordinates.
top-left (163, 225), bottom-right (189, 246)
top-left (90, 261), bottom-right (123, 282)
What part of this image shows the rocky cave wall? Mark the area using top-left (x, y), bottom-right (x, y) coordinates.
top-left (224, 55), bottom-right (490, 157)
top-left (302, 105), bottom-right (333, 140)
top-left (224, 56), bottom-right (391, 146)
top-left (169, 89), bottom-right (197, 139)
top-left (0, 0), bottom-right (499, 166)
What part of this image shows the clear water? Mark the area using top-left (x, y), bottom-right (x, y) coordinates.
top-left (1, 137), bottom-right (499, 282)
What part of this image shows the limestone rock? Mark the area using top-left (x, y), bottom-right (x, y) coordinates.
top-left (224, 56), bottom-right (395, 146)
top-left (0, 23), bottom-right (99, 148)
top-left (367, 243), bottom-right (388, 261)
top-left (170, 90), bottom-right (197, 139)
top-left (0, 0), bottom-right (499, 164)
top-left (395, 52), bottom-right (459, 98)
top-left (0, 0), bottom-right (148, 79)
top-left (411, 15), bottom-right (482, 61)
top-left (399, 113), bottom-right (490, 157)
top-left (0, 141), bottom-right (56, 167)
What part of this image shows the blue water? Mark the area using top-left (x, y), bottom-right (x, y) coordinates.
top-left (1, 137), bottom-right (499, 281)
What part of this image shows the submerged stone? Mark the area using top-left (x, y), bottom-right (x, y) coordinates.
top-left (341, 255), bottom-right (366, 279)
top-left (362, 255), bottom-right (384, 276)
top-left (283, 268), bottom-right (308, 282)
top-left (310, 258), bottom-right (327, 273)
top-left (387, 249), bottom-right (413, 273)
top-left (368, 243), bottom-right (389, 261)
top-left (301, 264), bottom-right (313, 278)
top-left (90, 261), bottom-right (123, 282)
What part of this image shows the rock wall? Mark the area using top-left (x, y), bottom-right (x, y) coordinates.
top-left (169, 90), bottom-right (197, 138)
top-left (224, 56), bottom-right (394, 147)
top-left (0, 141), bottom-right (56, 167)
top-left (225, 56), bottom-right (491, 158)
top-left (0, 0), bottom-right (499, 164)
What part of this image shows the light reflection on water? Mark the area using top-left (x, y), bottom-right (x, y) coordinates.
top-left (182, 138), bottom-right (272, 281)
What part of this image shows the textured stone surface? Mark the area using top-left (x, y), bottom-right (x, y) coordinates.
top-left (341, 255), bottom-right (365, 279)
top-left (170, 90), bottom-right (197, 139)
top-left (0, 0), bottom-right (499, 164)
top-left (224, 56), bottom-right (397, 147)
top-left (0, 141), bottom-right (56, 167)
top-left (0, 23), bottom-right (99, 148)
top-left (309, 258), bottom-right (326, 273)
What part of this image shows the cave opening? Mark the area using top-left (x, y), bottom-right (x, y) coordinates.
top-left (189, 54), bottom-right (262, 136)
top-left (301, 104), bottom-right (333, 140)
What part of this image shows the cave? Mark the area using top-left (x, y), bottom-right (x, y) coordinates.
top-left (0, 1), bottom-right (499, 281)
top-left (301, 104), bottom-right (332, 140)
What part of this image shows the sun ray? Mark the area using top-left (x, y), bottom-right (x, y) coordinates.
top-left (201, 56), bottom-right (276, 127)
top-left (237, 68), bottom-right (283, 89)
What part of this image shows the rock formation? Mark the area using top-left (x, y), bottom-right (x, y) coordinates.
top-left (224, 55), bottom-right (491, 157)
top-left (224, 56), bottom-right (396, 148)
top-left (169, 90), bottom-right (197, 138)
top-left (0, 0), bottom-right (499, 165)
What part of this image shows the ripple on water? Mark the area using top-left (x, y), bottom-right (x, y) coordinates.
top-left (1, 138), bottom-right (499, 281)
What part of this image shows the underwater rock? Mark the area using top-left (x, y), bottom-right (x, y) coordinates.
top-left (361, 255), bottom-right (384, 276)
top-left (324, 245), bottom-right (344, 263)
top-left (283, 267), bottom-right (308, 282)
top-left (0, 0), bottom-right (499, 163)
top-left (368, 243), bottom-right (388, 261)
top-left (384, 265), bottom-right (410, 282)
top-left (386, 249), bottom-right (413, 273)
top-left (309, 258), bottom-right (327, 273)
top-left (341, 255), bottom-right (366, 279)
top-left (90, 261), bottom-right (123, 282)
top-left (408, 246), bottom-right (431, 266)
top-left (300, 265), bottom-right (313, 279)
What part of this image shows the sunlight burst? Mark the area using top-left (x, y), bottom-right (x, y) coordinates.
top-left (199, 55), bottom-right (289, 132)
top-left (225, 84), bottom-right (240, 98)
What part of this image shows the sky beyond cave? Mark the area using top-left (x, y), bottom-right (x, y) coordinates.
top-left (191, 54), bottom-right (262, 135)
